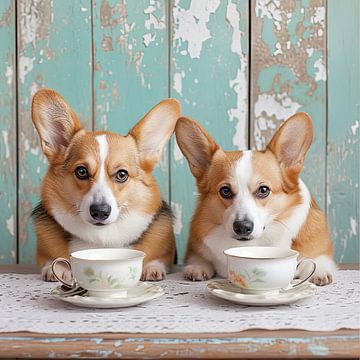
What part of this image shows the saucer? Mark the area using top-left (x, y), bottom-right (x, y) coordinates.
top-left (207, 280), bottom-right (316, 306)
top-left (51, 282), bottom-right (164, 308)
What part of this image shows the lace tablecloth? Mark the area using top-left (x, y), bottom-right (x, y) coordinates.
top-left (0, 271), bottom-right (359, 334)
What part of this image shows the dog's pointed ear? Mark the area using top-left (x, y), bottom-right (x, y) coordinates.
top-left (175, 117), bottom-right (219, 179)
top-left (129, 98), bottom-right (181, 171)
top-left (267, 112), bottom-right (313, 183)
top-left (31, 89), bottom-right (83, 161)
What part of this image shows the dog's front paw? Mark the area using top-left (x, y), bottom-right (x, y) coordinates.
top-left (183, 264), bottom-right (214, 281)
top-left (298, 255), bottom-right (336, 286)
top-left (141, 261), bottom-right (166, 281)
top-left (311, 272), bottom-right (333, 286)
top-left (41, 262), bottom-right (72, 283)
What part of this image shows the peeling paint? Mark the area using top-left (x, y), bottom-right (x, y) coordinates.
top-left (254, 93), bottom-right (301, 149)
top-left (173, 0), bottom-right (220, 59)
top-left (351, 120), bottom-right (359, 135)
top-left (6, 215), bottom-right (14, 236)
top-left (18, 56), bottom-right (35, 84)
top-left (349, 217), bottom-right (357, 236)
top-left (171, 202), bottom-right (183, 235)
top-left (173, 71), bottom-right (184, 96)
top-left (5, 65), bottom-right (12, 86)
top-left (314, 58), bottom-right (326, 81)
top-left (2, 130), bottom-right (9, 159)
top-left (226, 0), bottom-right (248, 150)
top-left (173, 139), bottom-right (184, 163)
top-left (255, 0), bottom-right (282, 30)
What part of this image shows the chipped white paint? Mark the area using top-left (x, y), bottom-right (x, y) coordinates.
top-left (143, 33), bottom-right (156, 47)
top-left (5, 65), bottom-right (12, 86)
top-left (173, 139), bottom-right (184, 163)
top-left (173, 71), bottom-right (184, 96)
top-left (173, 0), bottom-right (220, 59)
top-left (2, 130), bottom-right (9, 159)
top-left (255, 0), bottom-right (282, 31)
top-left (18, 56), bottom-right (34, 84)
top-left (171, 201), bottom-right (183, 235)
top-left (349, 217), bottom-right (357, 237)
top-left (228, 68), bottom-right (248, 150)
top-left (6, 215), bottom-right (14, 236)
top-left (311, 6), bottom-right (325, 26)
top-left (23, 138), bottom-right (40, 156)
top-left (226, 1), bottom-right (242, 56)
top-left (314, 58), bottom-right (326, 81)
top-left (351, 120), bottom-right (359, 135)
top-left (226, 1), bottom-right (247, 150)
top-left (144, 2), bottom-right (165, 30)
top-left (306, 47), bottom-right (314, 57)
top-left (254, 93), bottom-right (301, 149)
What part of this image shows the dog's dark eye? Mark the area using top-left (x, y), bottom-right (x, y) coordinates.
top-left (219, 186), bottom-right (233, 199)
top-left (115, 169), bottom-right (128, 183)
top-left (256, 186), bottom-right (270, 198)
top-left (75, 166), bottom-right (89, 180)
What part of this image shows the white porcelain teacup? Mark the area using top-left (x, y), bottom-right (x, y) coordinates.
top-left (224, 246), bottom-right (316, 294)
top-left (51, 248), bottom-right (146, 298)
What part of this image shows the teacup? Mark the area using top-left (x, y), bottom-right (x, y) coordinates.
top-left (224, 246), bottom-right (316, 294)
top-left (51, 248), bottom-right (146, 298)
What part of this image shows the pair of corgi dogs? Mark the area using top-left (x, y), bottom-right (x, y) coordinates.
top-left (32, 89), bottom-right (336, 285)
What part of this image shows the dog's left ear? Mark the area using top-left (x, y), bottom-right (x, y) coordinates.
top-left (129, 99), bottom-right (181, 171)
top-left (267, 112), bottom-right (313, 182)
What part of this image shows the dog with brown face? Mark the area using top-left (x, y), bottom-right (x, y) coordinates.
top-left (175, 113), bottom-right (336, 286)
top-left (32, 89), bottom-right (180, 282)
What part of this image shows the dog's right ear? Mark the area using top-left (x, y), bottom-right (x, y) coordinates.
top-left (31, 89), bottom-right (83, 161)
top-left (175, 117), bottom-right (219, 178)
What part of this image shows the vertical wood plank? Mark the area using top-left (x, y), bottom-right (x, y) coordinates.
top-left (0, 0), bottom-right (16, 264)
top-left (327, 1), bottom-right (359, 263)
top-left (170, 0), bottom-right (249, 262)
top-left (17, 0), bottom-right (93, 263)
top-left (251, 0), bottom-right (327, 208)
top-left (93, 0), bottom-right (169, 200)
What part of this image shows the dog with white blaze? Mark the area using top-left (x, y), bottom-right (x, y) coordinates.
top-left (175, 113), bottom-right (337, 286)
top-left (31, 89), bottom-right (180, 282)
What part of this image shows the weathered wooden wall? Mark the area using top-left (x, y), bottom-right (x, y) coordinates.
top-left (0, 0), bottom-right (358, 265)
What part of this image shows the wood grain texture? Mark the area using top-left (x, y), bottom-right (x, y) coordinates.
top-left (0, 0), bottom-right (16, 264)
top-left (0, 329), bottom-right (358, 359)
top-left (250, 0), bottom-right (327, 208)
top-left (93, 0), bottom-right (170, 200)
top-left (17, 0), bottom-right (93, 263)
top-left (170, 0), bottom-right (249, 262)
top-left (327, 1), bottom-right (359, 263)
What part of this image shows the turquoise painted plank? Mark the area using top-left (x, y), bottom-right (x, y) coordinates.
top-left (327, 1), bottom-right (359, 263)
top-left (18, 0), bottom-right (93, 264)
top-left (170, 0), bottom-right (249, 262)
top-left (93, 0), bottom-right (169, 200)
top-left (251, 0), bottom-right (327, 209)
top-left (0, 0), bottom-right (16, 264)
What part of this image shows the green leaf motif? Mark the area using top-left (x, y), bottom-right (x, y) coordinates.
top-left (84, 267), bottom-right (95, 277)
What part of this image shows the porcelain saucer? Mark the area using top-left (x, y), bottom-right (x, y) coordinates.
top-left (51, 282), bottom-right (164, 308)
top-left (207, 280), bottom-right (316, 306)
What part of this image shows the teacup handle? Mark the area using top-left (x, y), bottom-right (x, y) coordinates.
top-left (51, 258), bottom-right (75, 288)
top-left (291, 257), bottom-right (316, 288)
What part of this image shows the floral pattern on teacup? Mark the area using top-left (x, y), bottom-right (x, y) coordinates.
top-left (229, 267), bottom-right (267, 288)
top-left (83, 266), bottom-right (139, 288)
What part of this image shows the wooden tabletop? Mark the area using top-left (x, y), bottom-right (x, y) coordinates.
top-left (0, 264), bottom-right (359, 359)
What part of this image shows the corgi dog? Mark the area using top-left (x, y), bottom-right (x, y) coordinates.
top-left (31, 89), bottom-right (180, 282)
top-left (175, 113), bottom-right (337, 286)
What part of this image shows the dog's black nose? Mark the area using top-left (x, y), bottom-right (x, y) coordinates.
top-left (90, 203), bottom-right (111, 221)
top-left (233, 219), bottom-right (254, 237)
